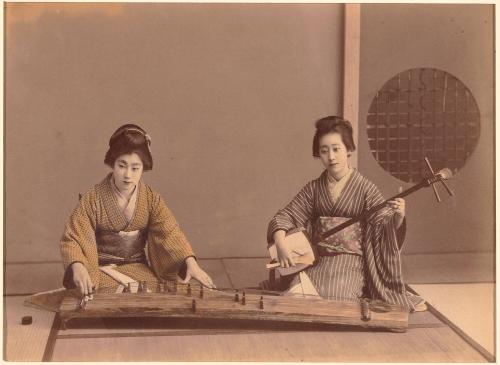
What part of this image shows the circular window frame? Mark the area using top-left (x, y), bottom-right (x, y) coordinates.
top-left (366, 68), bottom-right (481, 183)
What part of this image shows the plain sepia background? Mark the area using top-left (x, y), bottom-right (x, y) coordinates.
top-left (5, 3), bottom-right (493, 266)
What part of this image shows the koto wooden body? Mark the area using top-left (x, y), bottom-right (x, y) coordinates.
top-left (59, 285), bottom-right (409, 332)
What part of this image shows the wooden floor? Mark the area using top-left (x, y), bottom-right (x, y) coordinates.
top-left (4, 253), bottom-right (496, 362)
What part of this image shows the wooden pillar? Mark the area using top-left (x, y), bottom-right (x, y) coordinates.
top-left (343, 3), bottom-right (361, 168)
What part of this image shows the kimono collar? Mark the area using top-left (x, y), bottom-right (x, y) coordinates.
top-left (326, 167), bottom-right (353, 185)
top-left (110, 175), bottom-right (137, 203)
top-left (326, 168), bottom-right (354, 203)
top-left (319, 168), bottom-right (358, 216)
top-left (98, 173), bottom-right (145, 231)
top-left (110, 175), bottom-right (138, 223)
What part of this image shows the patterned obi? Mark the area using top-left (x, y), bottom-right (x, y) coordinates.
top-left (96, 229), bottom-right (147, 266)
top-left (314, 216), bottom-right (363, 256)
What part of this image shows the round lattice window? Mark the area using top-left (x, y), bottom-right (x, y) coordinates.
top-left (366, 68), bottom-right (480, 183)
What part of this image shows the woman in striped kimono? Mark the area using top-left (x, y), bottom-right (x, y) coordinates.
top-left (267, 116), bottom-right (424, 311)
top-left (61, 124), bottom-right (215, 297)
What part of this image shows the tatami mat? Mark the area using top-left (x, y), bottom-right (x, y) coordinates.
top-left (4, 254), bottom-right (495, 362)
top-left (4, 296), bottom-right (55, 361)
top-left (50, 326), bottom-right (487, 362)
top-left (411, 283), bottom-right (495, 356)
top-left (4, 292), bottom-right (490, 362)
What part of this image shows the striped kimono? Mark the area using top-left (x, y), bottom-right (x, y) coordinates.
top-left (268, 169), bottom-right (416, 311)
top-left (60, 173), bottom-right (194, 291)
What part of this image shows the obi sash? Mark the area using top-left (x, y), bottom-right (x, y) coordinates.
top-left (96, 229), bottom-right (147, 266)
top-left (314, 216), bottom-right (363, 256)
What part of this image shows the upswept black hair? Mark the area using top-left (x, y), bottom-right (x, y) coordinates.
top-left (104, 123), bottom-right (153, 170)
top-left (312, 116), bottom-right (356, 157)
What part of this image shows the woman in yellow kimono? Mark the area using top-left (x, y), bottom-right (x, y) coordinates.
top-left (61, 124), bottom-right (215, 297)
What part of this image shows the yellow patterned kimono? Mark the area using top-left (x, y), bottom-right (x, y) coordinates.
top-left (60, 174), bottom-right (194, 291)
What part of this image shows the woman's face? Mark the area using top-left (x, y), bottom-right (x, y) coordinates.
top-left (112, 153), bottom-right (144, 194)
top-left (319, 132), bottom-right (350, 180)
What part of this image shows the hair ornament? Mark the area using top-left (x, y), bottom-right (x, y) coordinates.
top-left (144, 133), bottom-right (152, 153)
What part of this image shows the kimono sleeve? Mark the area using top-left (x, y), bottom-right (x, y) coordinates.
top-left (267, 181), bottom-right (315, 244)
top-left (147, 194), bottom-right (195, 279)
top-left (60, 190), bottom-right (100, 288)
top-left (363, 182), bottom-right (406, 250)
